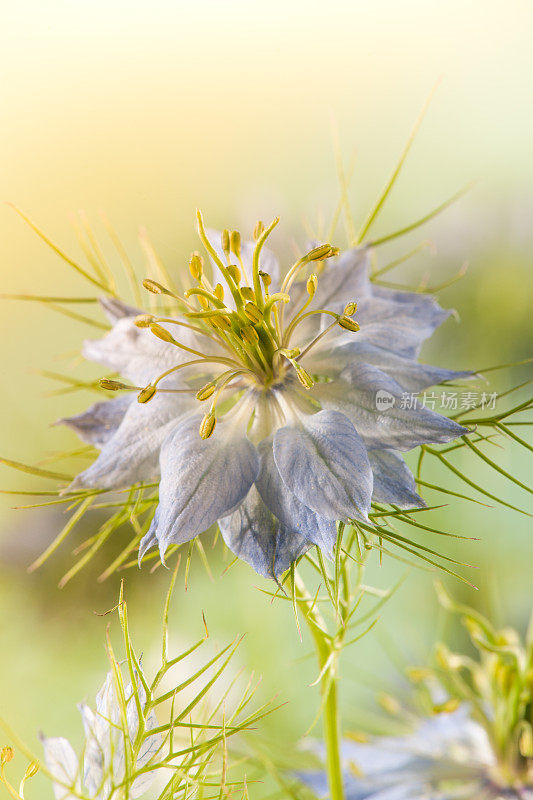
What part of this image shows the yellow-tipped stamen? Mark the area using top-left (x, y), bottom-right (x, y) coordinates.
top-left (240, 286), bottom-right (255, 303)
top-left (221, 229), bottom-right (230, 258)
top-left (214, 283), bottom-right (224, 301)
top-left (240, 324), bottom-right (260, 346)
top-left (134, 314), bottom-right (155, 328)
top-left (100, 379), bottom-right (132, 391)
top-left (189, 251), bottom-right (203, 280)
top-left (338, 315), bottom-right (360, 332)
top-left (184, 287), bottom-right (226, 308)
top-left (199, 411), bottom-right (216, 439)
top-left (196, 381), bottom-right (217, 401)
top-left (253, 220), bottom-right (265, 241)
top-left (196, 210), bottom-right (244, 311)
top-left (280, 243), bottom-right (337, 296)
top-left (243, 302), bottom-right (262, 324)
top-left (227, 264), bottom-right (241, 284)
top-left (296, 319), bottom-right (340, 361)
top-left (343, 301), bottom-right (358, 316)
top-left (137, 385), bottom-right (157, 403)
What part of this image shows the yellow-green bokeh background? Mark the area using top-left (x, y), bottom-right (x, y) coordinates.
top-left (1, 0), bottom-right (532, 794)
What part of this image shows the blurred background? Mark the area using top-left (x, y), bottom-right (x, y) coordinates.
top-left (1, 0), bottom-right (532, 794)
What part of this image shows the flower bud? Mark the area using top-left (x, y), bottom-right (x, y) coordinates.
top-left (343, 301), bottom-right (358, 316)
top-left (227, 264), bottom-right (241, 284)
top-left (1, 746), bottom-right (14, 765)
top-left (244, 302), bottom-right (262, 324)
top-left (199, 412), bottom-right (216, 439)
top-left (307, 273), bottom-right (318, 297)
top-left (338, 315), bottom-right (360, 332)
top-left (150, 323), bottom-right (176, 344)
top-left (100, 379), bottom-right (129, 391)
top-left (221, 229), bottom-right (230, 256)
top-left (189, 252), bottom-right (203, 280)
top-left (134, 314), bottom-right (154, 328)
top-left (137, 385), bottom-right (156, 403)
top-left (241, 324), bottom-right (259, 345)
top-left (196, 382), bottom-right (216, 401)
top-left (230, 230), bottom-right (241, 257)
top-left (253, 220), bottom-right (265, 241)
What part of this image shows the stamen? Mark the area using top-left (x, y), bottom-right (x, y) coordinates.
top-left (252, 217), bottom-right (279, 311)
top-left (243, 302), bottom-right (262, 324)
top-left (134, 314), bottom-right (155, 327)
top-left (338, 315), bottom-right (360, 332)
top-left (253, 220), bottom-right (265, 240)
top-left (199, 411), bottom-right (216, 439)
top-left (100, 379), bottom-right (132, 391)
top-left (189, 252), bottom-right (203, 280)
top-left (137, 385), bottom-right (156, 403)
top-left (184, 287), bottom-right (225, 308)
top-left (196, 382), bottom-right (216, 401)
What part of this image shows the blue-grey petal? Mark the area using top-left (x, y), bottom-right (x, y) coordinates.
top-left (273, 410), bottom-right (373, 523)
top-left (83, 317), bottom-right (202, 387)
top-left (56, 395), bottom-right (132, 448)
top-left (148, 414), bottom-right (260, 555)
top-left (67, 395), bottom-right (191, 491)
top-left (219, 485), bottom-right (310, 579)
top-left (368, 449), bottom-right (425, 508)
top-left (256, 438), bottom-right (337, 556)
top-left (312, 364), bottom-right (468, 452)
top-left (304, 339), bottom-right (472, 392)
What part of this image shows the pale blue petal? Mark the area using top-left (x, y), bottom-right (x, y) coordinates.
top-left (312, 364), bottom-right (468, 452)
top-left (273, 410), bottom-right (373, 523)
top-left (41, 736), bottom-right (80, 800)
top-left (256, 438), bottom-right (337, 556)
top-left (368, 450), bottom-right (425, 508)
top-left (83, 317), bottom-right (201, 387)
top-left (67, 395), bottom-right (192, 491)
top-left (56, 395), bottom-right (132, 447)
top-left (145, 414), bottom-right (260, 556)
top-left (311, 247), bottom-right (372, 313)
top-left (304, 339), bottom-right (472, 392)
top-left (219, 485), bottom-right (310, 578)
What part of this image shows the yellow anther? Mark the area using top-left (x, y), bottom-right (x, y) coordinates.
top-left (306, 243), bottom-right (334, 261)
top-left (196, 382), bottom-right (216, 401)
top-left (134, 314), bottom-right (154, 328)
top-left (240, 286), bottom-right (255, 302)
top-left (142, 278), bottom-right (168, 295)
top-left (253, 220), bottom-right (265, 241)
top-left (230, 230), bottom-right (241, 257)
top-left (211, 315), bottom-right (232, 331)
top-left (23, 761), bottom-right (40, 779)
top-left (214, 283), bottom-right (224, 301)
top-left (406, 667), bottom-right (433, 683)
top-left (198, 295), bottom-right (209, 309)
top-left (150, 323), bottom-right (176, 344)
top-left (1, 746), bottom-right (14, 765)
top-left (227, 263), bottom-right (241, 284)
top-left (279, 347), bottom-right (301, 359)
top-left (137, 385), bottom-right (156, 403)
top-left (432, 698), bottom-right (461, 715)
top-left (189, 252), bottom-right (203, 280)
top-left (378, 693), bottom-right (401, 716)
top-left (307, 273), bottom-right (318, 297)
top-left (345, 731), bottom-right (369, 744)
top-left (100, 379), bottom-right (129, 391)
top-left (295, 364), bottom-right (314, 389)
top-left (244, 301), bottom-right (262, 324)
top-left (199, 412), bottom-right (216, 439)
top-left (520, 725), bottom-right (533, 758)
top-left (259, 270), bottom-right (271, 288)
top-left (344, 301), bottom-right (358, 316)
top-left (221, 229), bottom-right (230, 256)
top-left (241, 324), bottom-right (259, 345)
top-left (338, 315), bottom-right (360, 332)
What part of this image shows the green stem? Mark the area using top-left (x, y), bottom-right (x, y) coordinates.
top-left (295, 574), bottom-right (345, 800)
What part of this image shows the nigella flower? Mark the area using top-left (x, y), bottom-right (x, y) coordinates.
top-left (60, 213), bottom-right (469, 578)
top-left (42, 669), bottom-right (162, 799)
top-left (298, 704), bottom-right (527, 799)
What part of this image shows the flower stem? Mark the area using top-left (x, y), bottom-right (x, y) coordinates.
top-left (295, 573), bottom-right (346, 800)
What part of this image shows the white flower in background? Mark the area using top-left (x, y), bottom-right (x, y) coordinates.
top-left (299, 591), bottom-right (533, 799)
top-left (298, 705), bottom-right (530, 799)
top-left (60, 214), bottom-right (469, 578)
top-left (42, 670), bottom-right (162, 799)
